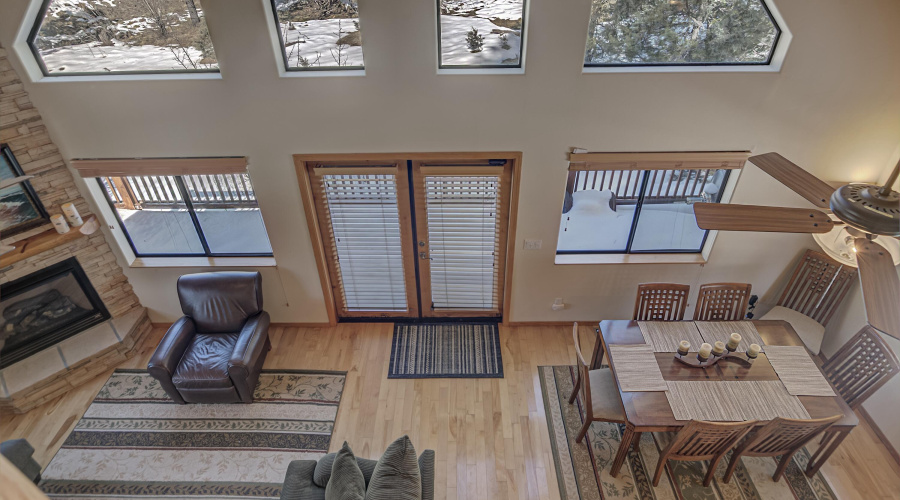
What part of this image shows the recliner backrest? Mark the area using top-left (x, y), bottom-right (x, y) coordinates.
top-left (177, 271), bottom-right (263, 333)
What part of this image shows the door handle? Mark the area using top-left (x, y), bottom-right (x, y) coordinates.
top-left (419, 252), bottom-right (433, 260)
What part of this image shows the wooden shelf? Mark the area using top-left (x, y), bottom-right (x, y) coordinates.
top-left (1, 216), bottom-right (97, 268)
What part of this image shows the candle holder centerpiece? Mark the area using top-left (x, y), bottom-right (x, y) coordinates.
top-left (674, 334), bottom-right (760, 368)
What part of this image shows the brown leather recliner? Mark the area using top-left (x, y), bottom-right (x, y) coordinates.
top-left (148, 271), bottom-right (271, 404)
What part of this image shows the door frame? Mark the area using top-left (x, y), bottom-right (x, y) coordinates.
top-left (294, 152), bottom-right (522, 325)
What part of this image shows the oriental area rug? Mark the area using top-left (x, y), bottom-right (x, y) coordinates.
top-left (40, 369), bottom-right (346, 499)
top-left (539, 366), bottom-right (838, 500)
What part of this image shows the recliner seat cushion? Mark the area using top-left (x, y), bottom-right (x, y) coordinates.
top-left (172, 333), bottom-right (239, 389)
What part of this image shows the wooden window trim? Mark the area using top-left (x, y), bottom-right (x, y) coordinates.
top-left (568, 151), bottom-right (749, 171)
top-left (71, 157), bottom-right (248, 177)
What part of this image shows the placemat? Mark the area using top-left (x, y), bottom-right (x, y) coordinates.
top-left (607, 344), bottom-right (668, 392)
top-left (763, 345), bottom-right (836, 396)
top-left (665, 380), bottom-right (811, 421)
top-left (694, 321), bottom-right (766, 352)
top-left (637, 321), bottom-right (706, 353)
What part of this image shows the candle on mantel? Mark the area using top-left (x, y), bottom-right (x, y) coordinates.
top-left (61, 202), bottom-right (83, 227)
top-left (747, 344), bottom-right (761, 359)
top-left (677, 340), bottom-right (690, 356)
top-left (698, 343), bottom-right (712, 361)
top-left (727, 333), bottom-right (742, 351)
top-left (51, 214), bottom-right (70, 234)
top-left (712, 341), bottom-right (726, 356)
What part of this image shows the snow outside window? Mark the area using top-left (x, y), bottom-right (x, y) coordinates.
top-left (557, 168), bottom-right (731, 254)
top-left (269, 0), bottom-right (364, 70)
top-left (584, 0), bottom-right (781, 67)
top-left (438, 0), bottom-right (526, 69)
top-left (29, 0), bottom-right (219, 76)
top-left (97, 173), bottom-right (273, 257)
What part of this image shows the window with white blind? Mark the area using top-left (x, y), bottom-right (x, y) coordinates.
top-left (558, 152), bottom-right (746, 254)
top-left (319, 173), bottom-right (409, 312)
top-left (423, 175), bottom-right (501, 311)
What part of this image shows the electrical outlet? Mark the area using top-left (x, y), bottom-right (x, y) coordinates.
top-left (524, 239), bottom-right (542, 250)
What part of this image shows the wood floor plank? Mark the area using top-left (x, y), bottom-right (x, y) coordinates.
top-left (1, 323), bottom-right (898, 500)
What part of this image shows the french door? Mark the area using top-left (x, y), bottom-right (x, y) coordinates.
top-left (300, 156), bottom-right (515, 320)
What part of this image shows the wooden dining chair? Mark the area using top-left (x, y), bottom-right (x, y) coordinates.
top-left (652, 419), bottom-right (757, 487)
top-left (822, 325), bottom-right (900, 410)
top-left (693, 283), bottom-right (752, 321)
top-left (569, 323), bottom-right (627, 444)
top-left (633, 283), bottom-right (690, 321)
top-left (723, 415), bottom-right (840, 483)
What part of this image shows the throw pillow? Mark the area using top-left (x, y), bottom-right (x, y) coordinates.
top-left (365, 435), bottom-right (422, 500)
top-left (325, 442), bottom-right (366, 500)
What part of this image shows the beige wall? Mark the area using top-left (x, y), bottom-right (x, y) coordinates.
top-left (0, 0), bottom-right (897, 326)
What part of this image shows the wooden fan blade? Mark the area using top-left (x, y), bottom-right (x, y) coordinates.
top-left (854, 238), bottom-right (900, 340)
top-left (749, 153), bottom-right (835, 209)
top-left (693, 203), bottom-right (834, 233)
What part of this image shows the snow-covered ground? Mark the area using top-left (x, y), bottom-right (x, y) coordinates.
top-left (557, 191), bottom-right (707, 252)
top-left (280, 18), bottom-right (364, 68)
top-left (40, 41), bottom-right (212, 73)
top-left (440, 0), bottom-right (524, 66)
top-left (118, 208), bottom-right (272, 255)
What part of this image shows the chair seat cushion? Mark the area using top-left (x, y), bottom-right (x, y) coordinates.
top-left (172, 333), bottom-right (239, 390)
top-left (589, 368), bottom-right (626, 421)
top-left (761, 306), bottom-right (825, 354)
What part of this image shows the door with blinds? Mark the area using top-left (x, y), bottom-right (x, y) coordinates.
top-left (301, 157), bottom-right (515, 320)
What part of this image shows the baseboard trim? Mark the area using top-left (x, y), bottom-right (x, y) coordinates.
top-left (270, 322), bottom-right (335, 328)
top-left (504, 321), bottom-right (602, 327)
top-left (858, 405), bottom-right (900, 466)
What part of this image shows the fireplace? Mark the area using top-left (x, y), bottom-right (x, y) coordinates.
top-left (1, 257), bottom-right (111, 369)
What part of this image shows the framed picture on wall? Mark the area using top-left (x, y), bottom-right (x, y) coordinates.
top-left (1, 144), bottom-right (50, 237)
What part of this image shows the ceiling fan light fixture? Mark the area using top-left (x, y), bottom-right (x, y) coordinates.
top-left (829, 184), bottom-right (900, 237)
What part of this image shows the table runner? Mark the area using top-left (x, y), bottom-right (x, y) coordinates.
top-left (637, 321), bottom-right (706, 353)
top-left (607, 344), bottom-right (668, 391)
top-left (695, 321), bottom-right (766, 352)
top-left (665, 380), bottom-right (811, 421)
top-left (763, 345), bottom-right (836, 396)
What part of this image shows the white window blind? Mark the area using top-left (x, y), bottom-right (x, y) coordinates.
top-left (319, 174), bottom-right (408, 312)
top-left (425, 175), bottom-right (501, 311)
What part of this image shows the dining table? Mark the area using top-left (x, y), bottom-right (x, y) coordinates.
top-left (591, 319), bottom-right (858, 478)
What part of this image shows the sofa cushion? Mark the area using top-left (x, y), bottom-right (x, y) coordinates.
top-left (365, 435), bottom-right (421, 500)
top-left (314, 454), bottom-right (377, 488)
top-left (325, 442), bottom-right (366, 500)
top-left (172, 333), bottom-right (239, 389)
top-left (761, 305), bottom-right (826, 354)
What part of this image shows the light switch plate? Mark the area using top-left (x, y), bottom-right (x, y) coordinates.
top-left (524, 239), bottom-right (542, 250)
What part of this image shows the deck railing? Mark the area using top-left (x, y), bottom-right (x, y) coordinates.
top-left (566, 168), bottom-right (727, 204)
top-left (101, 174), bottom-right (258, 210)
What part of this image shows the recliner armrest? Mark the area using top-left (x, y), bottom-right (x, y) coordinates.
top-left (148, 317), bottom-right (197, 404)
top-left (228, 311), bottom-right (270, 379)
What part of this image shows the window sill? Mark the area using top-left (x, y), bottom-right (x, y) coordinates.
top-left (129, 256), bottom-right (277, 268)
top-left (279, 69), bottom-right (366, 78)
top-left (554, 253), bottom-right (706, 265)
top-left (437, 67), bottom-right (525, 76)
top-left (34, 72), bottom-right (222, 83)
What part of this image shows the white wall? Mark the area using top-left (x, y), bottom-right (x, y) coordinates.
top-left (1, 0), bottom-right (898, 328)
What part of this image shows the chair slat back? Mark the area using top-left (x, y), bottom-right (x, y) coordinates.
top-left (823, 326), bottom-right (900, 409)
top-left (693, 283), bottom-right (752, 321)
top-left (572, 323), bottom-right (591, 408)
top-left (777, 249), bottom-right (856, 326)
top-left (633, 283), bottom-right (690, 321)
top-left (741, 416), bottom-right (840, 456)
top-left (665, 420), bottom-right (757, 460)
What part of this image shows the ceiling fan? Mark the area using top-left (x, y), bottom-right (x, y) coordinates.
top-left (692, 153), bottom-right (900, 340)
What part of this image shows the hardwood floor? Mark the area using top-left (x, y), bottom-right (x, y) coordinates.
top-left (2, 323), bottom-right (899, 499)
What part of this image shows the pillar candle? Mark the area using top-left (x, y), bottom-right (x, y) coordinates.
top-left (727, 333), bottom-right (741, 350)
top-left (698, 343), bottom-right (712, 361)
top-left (677, 341), bottom-right (690, 356)
top-left (712, 341), bottom-right (726, 355)
top-left (61, 202), bottom-right (83, 227)
top-left (51, 214), bottom-right (70, 234)
top-left (747, 344), bottom-right (761, 358)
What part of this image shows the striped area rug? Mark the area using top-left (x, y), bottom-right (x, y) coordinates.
top-left (388, 323), bottom-right (503, 378)
top-left (40, 369), bottom-right (346, 499)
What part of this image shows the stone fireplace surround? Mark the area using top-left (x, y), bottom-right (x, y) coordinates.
top-left (0, 45), bottom-right (151, 413)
